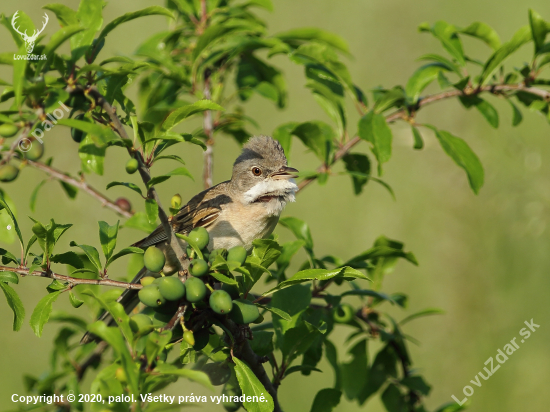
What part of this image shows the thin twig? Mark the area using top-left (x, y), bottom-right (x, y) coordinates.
top-left (202, 72), bottom-right (214, 189)
top-left (0, 265), bottom-right (142, 289)
top-left (82, 86), bottom-right (188, 271)
top-left (297, 83), bottom-right (550, 191)
top-left (26, 160), bottom-right (133, 218)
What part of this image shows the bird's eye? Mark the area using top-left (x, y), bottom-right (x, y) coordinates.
top-left (252, 167), bottom-right (262, 176)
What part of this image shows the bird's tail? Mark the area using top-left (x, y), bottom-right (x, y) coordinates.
top-left (80, 266), bottom-right (148, 345)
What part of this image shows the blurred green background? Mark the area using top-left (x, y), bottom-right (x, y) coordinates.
top-left (1, 0), bottom-right (549, 411)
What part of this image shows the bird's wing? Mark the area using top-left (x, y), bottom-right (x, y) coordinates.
top-left (132, 182), bottom-right (233, 248)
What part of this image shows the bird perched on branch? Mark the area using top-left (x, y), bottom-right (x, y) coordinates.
top-left (81, 135), bottom-right (298, 344)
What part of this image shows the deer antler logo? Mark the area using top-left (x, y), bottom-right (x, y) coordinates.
top-left (11, 11), bottom-right (49, 54)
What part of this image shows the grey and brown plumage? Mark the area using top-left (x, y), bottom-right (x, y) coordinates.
top-left (81, 136), bottom-right (298, 344)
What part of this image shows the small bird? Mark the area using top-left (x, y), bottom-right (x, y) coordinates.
top-left (81, 135), bottom-right (298, 343)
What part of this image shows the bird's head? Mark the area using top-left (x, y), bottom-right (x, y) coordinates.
top-left (231, 136), bottom-right (298, 213)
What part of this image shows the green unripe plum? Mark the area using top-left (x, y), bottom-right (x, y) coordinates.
top-left (130, 314), bottom-right (153, 333)
top-left (158, 276), bottom-right (185, 301)
top-left (333, 303), bottom-right (355, 323)
top-left (183, 330), bottom-right (195, 346)
top-left (188, 227), bottom-right (209, 250)
top-left (171, 194), bottom-right (182, 209)
top-left (24, 139), bottom-right (44, 160)
top-left (138, 285), bottom-right (166, 307)
top-left (222, 376), bottom-right (242, 412)
top-left (202, 363), bottom-right (231, 386)
top-left (125, 158), bottom-right (139, 174)
top-left (140, 276), bottom-right (156, 286)
top-left (221, 283), bottom-right (240, 300)
top-left (0, 124), bottom-right (18, 137)
top-left (189, 259), bottom-right (209, 277)
top-left (229, 299), bottom-right (260, 324)
top-left (0, 164), bottom-right (19, 182)
top-left (227, 246), bottom-right (247, 265)
top-left (185, 277), bottom-right (206, 302)
top-left (209, 290), bottom-right (233, 314)
top-left (144, 247), bottom-right (165, 273)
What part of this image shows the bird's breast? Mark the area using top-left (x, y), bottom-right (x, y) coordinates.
top-left (207, 201), bottom-right (280, 251)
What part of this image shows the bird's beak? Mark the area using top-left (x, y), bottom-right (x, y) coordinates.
top-left (270, 166), bottom-right (299, 180)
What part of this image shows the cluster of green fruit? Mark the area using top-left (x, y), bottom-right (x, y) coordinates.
top-left (0, 123), bottom-right (44, 182)
top-left (130, 227), bottom-right (260, 341)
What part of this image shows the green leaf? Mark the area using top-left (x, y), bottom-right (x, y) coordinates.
top-left (98, 221), bottom-right (119, 261)
top-left (256, 304), bottom-right (291, 321)
top-left (106, 181), bottom-right (144, 197)
top-left (36, 24), bottom-right (85, 72)
top-left (154, 364), bottom-right (214, 391)
top-left (147, 167), bottom-right (194, 188)
top-left (78, 135), bottom-right (106, 175)
top-left (0, 191), bottom-right (23, 248)
top-left (381, 383), bottom-right (407, 412)
top-left (43, 4), bottom-right (78, 26)
top-left (57, 118), bottom-right (116, 147)
top-left (30, 291), bottom-right (62, 337)
top-left (30, 180), bottom-right (47, 212)
top-left (233, 357), bottom-right (274, 412)
top-left (249, 331), bottom-right (274, 357)
top-left (479, 26), bottom-right (531, 85)
top-left (460, 22), bottom-right (501, 50)
top-left (359, 344), bottom-right (398, 403)
top-left (273, 122), bottom-right (299, 161)
top-left (70, 242), bottom-right (102, 271)
top-left (82, 290), bottom-right (134, 344)
top-left (460, 96), bottom-right (499, 128)
top-left (291, 121), bottom-right (335, 164)
top-left (342, 153), bottom-right (371, 195)
top-left (0, 272), bottom-right (18, 284)
top-left (411, 126), bottom-right (424, 150)
top-left (282, 321), bottom-right (324, 363)
top-left (50, 252), bottom-right (84, 268)
top-left (309, 388), bottom-right (342, 412)
top-left (509, 100), bottom-right (523, 126)
top-left (423, 21), bottom-right (466, 66)
top-left (275, 27), bottom-right (349, 53)
top-left (358, 111), bottom-right (393, 175)
top-left (154, 154), bottom-right (186, 165)
top-left (236, 54), bottom-right (287, 108)
top-left (107, 247), bottom-right (143, 267)
top-left (68, 292), bottom-right (84, 308)
top-left (278, 217), bottom-right (313, 252)
top-left (399, 308), bottom-right (445, 325)
top-left (145, 199), bottom-right (158, 224)
top-left (96, 6), bottom-right (173, 47)
top-left (71, 0), bottom-right (104, 61)
top-left (263, 267), bottom-right (369, 296)
top-left (88, 321), bottom-right (139, 394)
top-left (406, 63), bottom-right (449, 102)
top-left (401, 375), bottom-right (432, 396)
top-left (13, 44), bottom-right (27, 108)
top-left (340, 338), bottom-right (368, 400)
top-left (434, 129), bottom-right (484, 194)
top-left (529, 9), bottom-right (548, 54)
top-left (0, 282), bottom-right (25, 331)
top-left (122, 212), bottom-right (157, 233)
top-left (161, 100), bottom-right (223, 131)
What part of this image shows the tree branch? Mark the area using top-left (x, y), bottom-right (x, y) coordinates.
top-left (202, 72), bottom-right (214, 189)
top-left (297, 83), bottom-right (550, 191)
top-left (82, 86), bottom-right (188, 271)
top-left (221, 318), bottom-right (283, 412)
top-left (0, 265), bottom-right (143, 289)
top-left (26, 159), bottom-right (133, 218)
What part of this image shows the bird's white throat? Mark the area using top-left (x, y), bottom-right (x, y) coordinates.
top-left (243, 179), bottom-right (298, 215)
